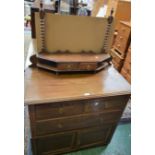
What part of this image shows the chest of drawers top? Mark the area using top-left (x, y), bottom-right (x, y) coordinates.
top-left (25, 66), bottom-right (130, 105)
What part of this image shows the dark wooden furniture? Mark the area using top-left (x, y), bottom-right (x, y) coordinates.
top-left (31, 5), bottom-right (114, 73)
top-left (25, 66), bottom-right (131, 155)
top-left (111, 21), bottom-right (131, 71)
top-left (37, 52), bottom-right (112, 73)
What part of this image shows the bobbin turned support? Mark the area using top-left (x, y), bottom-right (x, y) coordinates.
top-left (108, 8), bottom-right (114, 24)
top-left (39, 1), bottom-right (45, 19)
top-left (102, 9), bottom-right (114, 53)
top-left (39, 1), bottom-right (46, 52)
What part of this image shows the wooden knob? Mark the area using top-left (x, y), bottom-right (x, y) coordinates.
top-left (94, 102), bottom-right (99, 106)
top-left (117, 44), bottom-right (120, 47)
top-left (120, 36), bottom-right (123, 40)
top-left (59, 107), bottom-right (64, 114)
top-left (87, 65), bottom-right (91, 69)
top-left (68, 65), bottom-right (71, 68)
top-left (58, 123), bottom-right (62, 128)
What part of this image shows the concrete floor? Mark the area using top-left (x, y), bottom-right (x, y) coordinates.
top-left (64, 123), bottom-right (131, 155)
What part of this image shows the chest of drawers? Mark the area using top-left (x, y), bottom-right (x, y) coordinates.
top-left (111, 21), bottom-right (131, 72)
top-left (25, 66), bottom-right (131, 155)
top-left (121, 45), bottom-right (131, 83)
top-left (114, 21), bottom-right (131, 57)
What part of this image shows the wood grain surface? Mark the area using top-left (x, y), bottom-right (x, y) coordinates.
top-left (24, 66), bottom-right (130, 105)
top-left (37, 52), bottom-right (111, 63)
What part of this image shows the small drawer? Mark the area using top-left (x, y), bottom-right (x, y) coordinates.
top-left (35, 101), bottom-right (84, 120)
top-left (35, 111), bottom-right (122, 136)
top-left (58, 63), bottom-right (78, 71)
top-left (32, 132), bottom-right (75, 155)
top-left (119, 25), bottom-right (130, 38)
top-left (79, 63), bottom-right (97, 71)
top-left (84, 95), bottom-right (128, 113)
top-left (111, 50), bottom-right (124, 64)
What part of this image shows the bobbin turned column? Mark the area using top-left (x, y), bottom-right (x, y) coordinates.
top-left (39, 1), bottom-right (46, 52)
top-left (102, 9), bottom-right (114, 53)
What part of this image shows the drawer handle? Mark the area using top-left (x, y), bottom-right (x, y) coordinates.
top-left (86, 65), bottom-right (91, 70)
top-left (94, 102), bottom-right (99, 106)
top-left (117, 44), bottom-right (120, 47)
top-left (59, 108), bottom-right (64, 114)
top-left (120, 36), bottom-right (123, 40)
top-left (58, 123), bottom-right (63, 128)
top-left (67, 65), bottom-right (72, 69)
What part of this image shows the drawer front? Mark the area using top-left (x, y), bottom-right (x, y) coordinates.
top-left (111, 50), bottom-right (124, 64)
top-left (58, 63), bottom-right (78, 71)
top-left (34, 95), bottom-right (129, 121)
top-left (118, 24), bottom-right (130, 38)
top-left (84, 95), bottom-right (128, 113)
top-left (114, 39), bottom-right (128, 56)
top-left (58, 63), bottom-right (97, 71)
top-left (79, 63), bottom-right (97, 71)
top-left (114, 24), bottom-right (130, 56)
top-left (77, 126), bottom-right (113, 148)
top-left (35, 101), bottom-right (84, 120)
top-left (32, 132), bottom-right (75, 155)
top-left (35, 111), bottom-right (122, 136)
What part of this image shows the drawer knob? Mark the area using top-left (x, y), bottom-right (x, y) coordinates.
top-left (94, 102), bottom-right (99, 106)
top-left (59, 108), bottom-right (64, 114)
top-left (87, 65), bottom-right (91, 70)
top-left (58, 123), bottom-right (62, 128)
top-left (117, 44), bottom-right (120, 47)
top-left (67, 65), bottom-right (72, 69)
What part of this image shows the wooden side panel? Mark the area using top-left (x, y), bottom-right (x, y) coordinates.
top-left (115, 1), bottom-right (131, 30)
